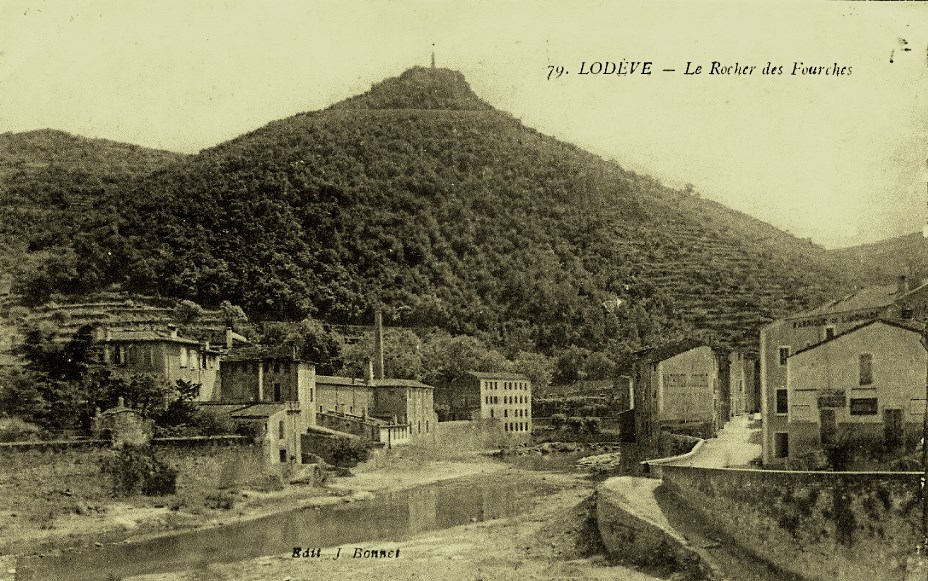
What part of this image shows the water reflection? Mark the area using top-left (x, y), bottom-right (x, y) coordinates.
top-left (18, 473), bottom-right (556, 581)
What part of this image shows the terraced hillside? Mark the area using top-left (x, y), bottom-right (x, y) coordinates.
top-left (12, 67), bottom-right (869, 357)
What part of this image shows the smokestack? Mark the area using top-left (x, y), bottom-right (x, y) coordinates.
top-left (374, 308), bottom-right (384, 380)
top-left (898, 274), bottom-right (909, 296)
top-left (226, 328), bottom-right (233, 351)
top-left (365, 357), bottom-right (374, 383)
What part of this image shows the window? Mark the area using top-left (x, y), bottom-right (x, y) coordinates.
top-left (859, 354), bottom-right (873, 385)
top-left (278, 421), bottom-right (285, 439)
top-left (824, 326), bottom-right (835, 340)
top-left (774, 433), bottom-right (789, 458)
top-left (778, 346), bottom-right (790, 366)
top-left (504, 409), bottom-right (508, 418)
top-left (775, 389), bottom-right (788, 415)
top-left (850, 398), bottom-right (878, 415)
top-left (273, 382), bottom-right (281, 402)
top-left (179, 346), bottom-right (187, 368)
top-left (279, 449), bottom-right (287, 463)
top-left (274, 362), bottom-right (280, 373)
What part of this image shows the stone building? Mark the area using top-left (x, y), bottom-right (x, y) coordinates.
top-left (437, 371), bottom-right (532, 439)
top-left (759, 276), bottom-right (928, 466)
top-left (215, 352), bottom-right (316, 464)
top-left (314, 374), bottom-right (437, 446)
top-left (99, 327), bottom-right (221, 400)
top-left (631, 341), bottom-right (719, 449)
top-left (784, 319), bottom-right (926, 462)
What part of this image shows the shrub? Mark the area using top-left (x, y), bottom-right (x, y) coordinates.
top-left (203, 491), bottom-right (237, 510)
top-left (582, 417), bottom-right (601, 434)
top-left (329, 437), bottom-right (370, 468)
top-left (0, 417), bottom-right (44, 442)
top-left (191, 408), bottom-right (236, 436)
top-left (100, 445), bottom-right (177, 496)
top-left (551, 413), bottom-right (567, 429)
top-left (566, 416), bottom-right (584, 432)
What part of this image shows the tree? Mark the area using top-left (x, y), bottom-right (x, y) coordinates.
top-left (173, 299), bottom-right (203, 325)
top-left (421, 332), bottom-right (511, 386)
top-left (339, 328), bottom-right (424, 380)
top-left (219, 300), bottom-right (248, 331)
top-left (261, 318), bottom-right (344, 374)
top-left (512, 351), bottom-right (554, 396)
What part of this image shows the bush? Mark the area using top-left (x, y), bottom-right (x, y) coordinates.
top-left (550, 413), bottom-right (567, 429)
top-left (0, 417), bottom-right (44, 442)
top-left (566, 416), bottom-right (584, 432)
top-left (203, 491), bottom-right (237, 510)
top-left (100, 445), bottom-right (177, 496)
top-left (329, 437), bottom-right (370, 468)
top-left (582, 417), bottom-right (601, 434)
top-left (191, 408), bottom-right (236, 436)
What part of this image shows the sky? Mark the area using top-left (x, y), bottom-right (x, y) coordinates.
top-left (0, 0), bottom-right (926, 249)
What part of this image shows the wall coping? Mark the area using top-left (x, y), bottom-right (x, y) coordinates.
top-left (660, 464), bottom-right (921, 477)
top-left (640, 438), bottom-right (706, 468)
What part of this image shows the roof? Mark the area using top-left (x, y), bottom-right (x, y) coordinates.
top-left (315, 375), bottom-right (434, 389)
top-left (790, 280), bottom-right (928, 320)
top-left (370, 378), bottom-right (433, 389)
top-left (222, 345), bottom-right (306, 363)
top-left (791, 318), bottom-right (925, 358)
top-left (634, 339), bottom-right (708, 364)
top-left (228, 403), bottom-right (286, 418)
top-left (104, 330), bottom-right (201, 346)
top-left (196, 402), bottom-right (251, 415)
top-left (466, 371), bottom-right (529, 381)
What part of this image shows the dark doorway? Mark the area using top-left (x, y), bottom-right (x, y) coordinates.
top-left (884, 408), bottom-right (903, 448)
top-left (820, 409), bottom-right (836, 446)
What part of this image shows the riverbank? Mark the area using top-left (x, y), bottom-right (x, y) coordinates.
top-left (127, 471), bottom-right (663, 581)
top-left (0, 451), bottom-right (506, 559)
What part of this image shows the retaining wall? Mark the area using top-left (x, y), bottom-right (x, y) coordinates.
top-left (661, 465), bottom-right (923, 581)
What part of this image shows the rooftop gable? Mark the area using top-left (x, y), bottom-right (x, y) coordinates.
top-left (790, 318), bottom-right (925, 358)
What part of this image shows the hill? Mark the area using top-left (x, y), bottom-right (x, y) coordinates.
top-left (0, 129), bottom-right (187, 288)
top-left (16, 67), bottom-right (869, 357)
top-left (829, 231), bottom-right (928, 284)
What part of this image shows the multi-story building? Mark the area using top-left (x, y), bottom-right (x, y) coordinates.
top-left (631, 341), bottom-right (719, 449)
top-left (759, 276), bottom-right (928, 466)
top-left (216, 352), bottom-right (316, 464)
top-left (99, 327), bottom-right (221, 400)
top-left (314, 374), bottom-right (437, 445)
top-left (785, 319), bottom-right (926, 462)
top-left (439, 371), bottom-right (532, 438)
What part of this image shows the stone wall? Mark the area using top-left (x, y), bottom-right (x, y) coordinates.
top-left (661, 465), bottom-right (922, 581)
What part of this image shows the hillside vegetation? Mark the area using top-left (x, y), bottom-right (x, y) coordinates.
top-left (0, 129), bottom-right (187, 288)
top-left (11, 67), bottom-right (869, 361)
top-left (829, 232), bottom-right (928, 284)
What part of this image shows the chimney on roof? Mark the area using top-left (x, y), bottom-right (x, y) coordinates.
top-left (373, 308), bottom-right (384, 380)
top-left (226, 327), bottom-right (233, 351)
top-left (168, 324), bottom-right (178, 339)
top-left (898, 275), bottom-right (909, 296)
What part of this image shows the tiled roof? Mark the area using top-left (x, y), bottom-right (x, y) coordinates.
top-left (466, 371), bottom-right (529, 381)
top-left (371, 378), bottom-right (434, 389)
top-left (634, 339), bottom-right (708, 364)
top-left (315, 375), bottom-right (368, 386)
top-left (105, 330), bottom-right (200, 346)
top-left (228, 403), bottom-right (286, 418)
top-left (222, 345), bottom-right (305, 363)
top-left (791, 318), bottom-right (926, 357)
top-left (315, 375), bottom-right (434, 389)
top-left (790, 281), bottom-right (928, 319)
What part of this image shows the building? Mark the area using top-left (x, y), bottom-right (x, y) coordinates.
top-left (439, 371), bottom-right (533, 439)
top-left (759, 276), bottom-right (928, 465)
top-left (784, 319), bottom-right (926, 462)
top-left (314, 374), bottom-right (437, 446)
top-left (98, 327), bottom-right (221, 400)
top-left (631, 341), bottom-right (719, 448)
top-left (216, 351), bottom-right (316, 464)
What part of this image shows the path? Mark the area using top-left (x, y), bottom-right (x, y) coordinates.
top-left (668, 414), bottom-right (761, 468)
